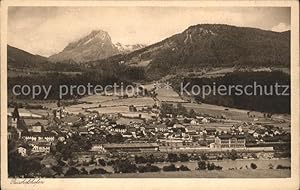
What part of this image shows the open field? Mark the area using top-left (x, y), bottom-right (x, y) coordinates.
top-left (151, 159), bottom-right (290, 171)
top-left (63, 96), bottom-right (154, 115)
top-left (80, 95), bottom-right (119, 103)
top-left (7, 108), bottom-right (44, 118)
top-left (88, 106), bottom-right (129, 114)
top-left (106, 169), bottom-right (290, 178)
top-left (202, 67), bottom-right (235, 78)
top-left (62, 159), bottom-right (290, 178)
top-left (182, 103), bottom-right (290, 124)
top-left (156, 87), bottom-right (186, 103)
top-left (116, 117), bottom-right (144, 125)
top-left (71, 169), bottom-right (290, 178)
top-left (121, 112), bottom-right (157, 119)
top-left (100, 97), bottom-right (155, 107)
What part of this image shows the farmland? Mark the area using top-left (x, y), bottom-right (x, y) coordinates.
top-left (62, 158), bottom-right (291, 178)
top-left (102, 169), bottom-right (290, 178)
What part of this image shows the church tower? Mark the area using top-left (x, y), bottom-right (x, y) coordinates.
top-left (11, 105), bottom-right (20, 129)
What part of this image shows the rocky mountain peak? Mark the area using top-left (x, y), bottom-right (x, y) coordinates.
top-left (49, 30), bottom-right (146, 63)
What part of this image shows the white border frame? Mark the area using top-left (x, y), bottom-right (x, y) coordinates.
top-left (1, 1), bottom-right (299, 190)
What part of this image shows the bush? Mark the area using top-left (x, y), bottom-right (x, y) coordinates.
top-left (179, 165), bottom-right (190, 171)
top-left (200, 153), bottom-right (208, 161)
top-left (197, 161), bottom-right (223, 171)
top-left (179, 154), bottom-right (189, 162)
top-left (167, 153), bottom-right (179, 162)
top-left (113, 159), bottom-right (138, 173)
top-left (268, 164), bottom-right (274, 169)
top-left (207, 162), bottom-right (216, 170)
top-left (215, 165), bottom-right (223, 170)
top-left (98, 159), bottom-right (106, 166)
top-left (250, 163), bottom-right (257, 169)
top-left (135, 156), bottom-right (147, 164)
top-left (229, 150), bottom-right (238, 160)
top-left (162, 164), bottom-right (178, 172)
top-left (276, 165), bottom-right (291, 169)
top-left (65, 167), bottom-right (80, 176)
top-left (197, 161), bottom-right (207, 170)
top-left (107, 160), bottom-right (114, 166)
top-left (138, 164), bottom-right (161, 173)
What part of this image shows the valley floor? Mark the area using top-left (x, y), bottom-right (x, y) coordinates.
top-left (70, 169), bottom-right (290, 178)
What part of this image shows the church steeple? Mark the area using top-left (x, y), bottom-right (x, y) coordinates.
top-left (57, 99), bottom-right (61, 108)
top-left (12, 105), bottom-right (20, 119)
top-left (11, 105), bottom-right (20, 129)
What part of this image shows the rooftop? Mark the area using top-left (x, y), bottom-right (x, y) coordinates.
top-left (103, 143), bottom-right (159, 149)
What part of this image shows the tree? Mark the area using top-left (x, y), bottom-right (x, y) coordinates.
top-left (197, 161), bottom-right (207, 170)
top-left (106, 133), bottom-right (125, 143)
top-left (167, 153), bottom-right (179, 162)
top-left (189, 109), bottom-right (197, 118)
top-left (8, 151), bottom-right (43, 177)
top-left (250, 163), bottom-right (257, 169)
top-left (200, 153), bottom-right (208, 161)
top-left (276, 165), bottom-right (290, 169)
top-left (113, 159), bottom-right (137, 173)
top-left (135, 155), bottom-right (147, 164)
top-left (179, 153), bottom-right (189, 162)
top-left (65, 167), bottom-right (80, 176)
top-left (98, 159), bottom-right (106, 166)
top-left (229, 149), bottom-right (238, 160)
top-left (138, 164), bottom-right (161, 173)
top-left (162, 164), bottom-right (178, 172)
top-left (179, 165), bottom-right (190, 171)
top-left (90, 168), bottom-right (108, 175)
top-left (207, 162), bottom-right (216, 170)
top-left (89, 155), bottom-right (96, 165)
top-left (147, 154), bottom-right (156, 164)
top-left (268, 163), bottom-right (274, 169)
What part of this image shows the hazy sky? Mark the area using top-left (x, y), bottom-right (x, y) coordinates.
top-left (8, 7), bottom-right (290, 57)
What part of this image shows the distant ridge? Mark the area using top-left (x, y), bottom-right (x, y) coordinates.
top-left (96, 24), bottom-right (290, 79)
top-left (7, 45), bottom-right (48, 68)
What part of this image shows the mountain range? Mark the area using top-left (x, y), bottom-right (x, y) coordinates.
top-left (8, 24), bottom-right (290, 79)
top-left (7, 45), bottom-right (48, 68)
top-left (109, 24), bottom-right (290, 78)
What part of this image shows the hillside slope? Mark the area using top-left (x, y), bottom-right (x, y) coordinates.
top-left (106, 24), bottom-right (290, 79)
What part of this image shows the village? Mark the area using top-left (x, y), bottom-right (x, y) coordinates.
top-left (7, 84), bottom-right (291, 177)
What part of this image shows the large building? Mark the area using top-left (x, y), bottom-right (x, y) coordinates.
top-left (214, 135), bottom-right (246, 149)
top-left (103, 143), bottom-right (159, 152)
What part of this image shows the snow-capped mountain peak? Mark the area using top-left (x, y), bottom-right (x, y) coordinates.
top-left (114, 42), bottom-right (146, 53)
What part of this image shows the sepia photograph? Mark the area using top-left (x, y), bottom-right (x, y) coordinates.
top-left (1, 1), bottom-right (299, 190)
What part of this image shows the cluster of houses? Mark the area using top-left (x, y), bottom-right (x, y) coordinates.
top-left (7, 104), bottom-right (290, 159)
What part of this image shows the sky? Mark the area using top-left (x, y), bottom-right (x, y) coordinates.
top-left (8, 7), bottom-right (291, 57)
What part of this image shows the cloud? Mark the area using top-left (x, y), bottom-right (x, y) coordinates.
top-left (271, 23), bottom-right (290, 32)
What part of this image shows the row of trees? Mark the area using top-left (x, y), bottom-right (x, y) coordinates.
top-left (65, 167), bottom-right (109, 176)
top-left (134, 152), bottom-right (238, 164)
top-left (196, 161), bottom-right (223, 170)
top-left (9, 61), bottom-right (147, 100)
